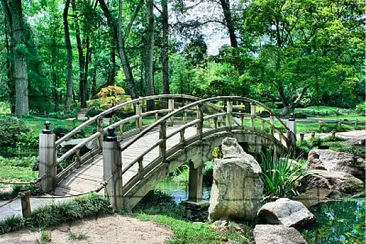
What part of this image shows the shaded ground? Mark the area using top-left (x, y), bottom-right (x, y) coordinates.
top-left (0, 215), bottom-right (172, 244)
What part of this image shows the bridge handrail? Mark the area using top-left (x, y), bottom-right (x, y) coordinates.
top-left (120, 96), bottom-right (290, 151)
top-left (55, 94), bottom-right (201, 146)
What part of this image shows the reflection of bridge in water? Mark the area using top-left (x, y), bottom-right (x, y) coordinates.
top-left (39, 95), bottom-right (296, 210)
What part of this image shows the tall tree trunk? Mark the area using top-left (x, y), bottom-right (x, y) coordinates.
top-left (145, 0), bottom-right (155, 109)
top-left (3, 10), bottom-right (15, 113)
top-left (161, 0), bottom-right (170, 94)
top-left (98, 0), bottom-right (138, 99)
top-left (220, 0), bottom-right (238, 48)
top-left (2, 0), bottom-right (29, 116)
top-left (107, 43), bottom-right (116, 86)
top-left (84, 36), bottom-right (91, 102)
top-left (63, 0), bottom-right (73, 113)
top-left (72, 0), bottom-right (87, 108)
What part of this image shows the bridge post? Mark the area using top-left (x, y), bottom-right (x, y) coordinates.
top-left (103, 126), bottom-right (123, 211)
top-left (168, 98), bottom-right (174, 125)
top-left (287, 113), bottom-right (297, 153)
top-left (226, 100), bottom-right (232, 127)
top-left (135, 102), bottom-right (142, 130)
top-left (39, 121), bottom-right (57, 193)
top-left (159, 122), bottom-right (167, 163)
top-left (188, 161), bottom-right (203, 202)
top-left (97, 117), bottom-right (104, 149)
top-left (250, 102), bottom-right (256, 128)
top-left (196, 105), bottom-right (203, 139)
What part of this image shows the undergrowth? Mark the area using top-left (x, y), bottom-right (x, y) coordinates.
top-left (0, 193), bottom-right (112, 235)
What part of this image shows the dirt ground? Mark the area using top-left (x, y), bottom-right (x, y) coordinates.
top-left (0, 215), bottom-right (172, 244)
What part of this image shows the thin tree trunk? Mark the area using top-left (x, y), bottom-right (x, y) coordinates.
top-left (220, 0), bottom-right (237, 48)
top-left (107, 44), bottom-right (116, 86)
top-left (63, 0), bottom-right (73, 113)
top-left (145, 0), bottom-right (155, 110)
top-left (161, 0), bottom-right (170, 94)
top-left (98, 0), bottom-right (138, 99)
top-left (84, 36), bottom-right (91, 102)
top-left (5, 0), bottom-right (29, 116)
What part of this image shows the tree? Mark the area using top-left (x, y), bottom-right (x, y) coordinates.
top-left (161, 0), bottom-right (170, 94)
top-left (1, 0), bottom-right (29, 116)
top-left (63, 0), bottom-right (73, 113)
top-left (145, 0), bottom-right (155, 109)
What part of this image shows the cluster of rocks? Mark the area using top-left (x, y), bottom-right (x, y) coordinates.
top-left (206, 137), bottom-right (365, 244)
top-left (297, 149), bottom-right (365, 207)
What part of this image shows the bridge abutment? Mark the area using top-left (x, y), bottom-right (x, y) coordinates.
top-left (188, 161), bottom-right (203, 202)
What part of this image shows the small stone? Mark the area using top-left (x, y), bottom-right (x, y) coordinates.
top-left (254, 224), bottom-right (307, 244)
top-left (257, 198), bottom-right (315, 228)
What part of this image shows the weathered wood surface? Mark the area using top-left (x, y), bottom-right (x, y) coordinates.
top-left (54, 126), bottom-right (198, 195)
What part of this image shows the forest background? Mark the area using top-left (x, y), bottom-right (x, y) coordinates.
top-left (0, 0), bottom-right (364, 117)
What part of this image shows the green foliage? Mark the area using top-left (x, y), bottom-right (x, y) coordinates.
top-left (137, 214), bottom-right (254, 244)
top-left (0, 156), bottom-right (38, 168)
top-left (259, 150), bottom-right (307, 198)
top-left (0, 116), bottom-right (29, 148)
top-left (68, 231), bottom-right (88, 240)
top-left (36, 231), bottom-right (51, 244)
top-left (355, 102), bottom-right (366, 115)
top-left (203, 161), bottom-right (214, 186)
top-left (0, 216), bottom-right (24, 235)
top-left (15, 131), bottom-right (39, 149)
top-left (133, 190), bottom-right (185, 219)
top-left (52, 125), bottom-right (72, 139)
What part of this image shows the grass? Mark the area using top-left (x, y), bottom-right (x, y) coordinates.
top-left (0, 165), bottom-right (37, 182)
top-left (137, 214), bottom-right (254, 244)
top-left (68, 231), bottom-right (88, 240)
top-left (0, 193), bottom-right (113, 235)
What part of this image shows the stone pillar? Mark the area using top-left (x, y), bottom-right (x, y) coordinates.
top-left (188, 161), bottom-right (203, 202)
top-left (103, 126), bottom-right (123, 211)
top-left (39, 121), bottom-right (57, 193)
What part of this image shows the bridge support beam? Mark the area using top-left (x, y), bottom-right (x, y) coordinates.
top-left (103, 127), bottom-right (123, 211)
top-left (188, 161), bottom-right (203, 202)
top-left (39, 121), bottom-right (57, 193)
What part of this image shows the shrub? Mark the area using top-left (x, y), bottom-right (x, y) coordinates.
top-left (259, 150), bottom-right (307, 198)
top-left (203, 161), bottom-right (214, 186)
top-left (16, 131), bottom-right (39, 149)
top-left (133, 190), bottom-right (185, 219)
top-left (84, 108), bottom-right (103, 118)
top-left (355, 102), bottom-right (366, 115)
top-left (95, 85), bottom-right (125, 98)
top-left (0, 116), bottom-right (29, 148)
top-left (0, 156), bottom-right (38, 168)
top-left (53, 125), bottom-right (72, 139)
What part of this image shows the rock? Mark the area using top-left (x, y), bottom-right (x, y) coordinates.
top-left (307, 149), bottom-right (365, 180)
top-left (345, 135), bottom-right (366, 147)
top-left (208, 138), bottom-right (263, 221)
top-left (256, 198), bottom-right (315, 228)
top-left (297, 170), bottom-right (364, 208)
top-left (253, 225), bottom-right (307, 244)
top-left (221, 137), bottom-right (245, 158)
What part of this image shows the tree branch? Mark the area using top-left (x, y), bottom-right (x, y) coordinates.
top-left (124, 0), bottom-right (144, 40)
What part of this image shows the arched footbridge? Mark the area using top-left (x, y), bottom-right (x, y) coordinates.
top-left (38, 95), bottom-right (296, 210)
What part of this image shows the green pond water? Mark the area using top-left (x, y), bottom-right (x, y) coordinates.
top-left (301, 198), bottom-right (365, 244)
top-left (157, 180), bottom-right (365, 243)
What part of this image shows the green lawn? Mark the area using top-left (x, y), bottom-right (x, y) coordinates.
top-left (0, 165), bottom-right (37, 182)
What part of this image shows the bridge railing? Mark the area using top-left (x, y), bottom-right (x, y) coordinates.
top-left (113, 96), bottom-right (293, 201)
top-left (52, 94), bottom-right (223, 185)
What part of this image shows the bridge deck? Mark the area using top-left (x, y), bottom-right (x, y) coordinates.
top-left (54, 126), bottom-right (198, 195)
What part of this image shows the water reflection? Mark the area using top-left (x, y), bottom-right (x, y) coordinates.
top-left (301, 198), bottom-right (365, 243)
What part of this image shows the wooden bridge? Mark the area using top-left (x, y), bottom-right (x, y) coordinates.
top-left (38, 94), bottom-right (296, 210)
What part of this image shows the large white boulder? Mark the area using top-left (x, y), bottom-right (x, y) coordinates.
top-left (208, 138), bottom-right (263, 221)
top-left (254, 225), bottom-right (307, 244)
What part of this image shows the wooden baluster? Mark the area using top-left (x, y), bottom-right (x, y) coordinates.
top-left (213, 117), bottom-right (218, 129)
top-left (180, 129), bottom-right (185, 143)
top-left (196, 105), bottom-right (203, 139)
top-left (240, 112), bottom-right (244, 128)
top-left (183, 111), bottom-right (187, 123)
top-left (118, 124), bottom-right (123, 136)
top-left (159, 122), bottom-right (167, 164)
top-left (75, 149), bottom-right (81, 168)
top-left (168, 98), bottom-right (174, 125)
top-left (226, 100), bottom-right (232, 128)
top-left (97, 117), bottom-right (104, 149)
top-left (250, 102), bottom-right (256, 129)
top-left (138, 157), bottom-right (144, 175)
top-left (270, 115), bottom-right (274, 136)
top-left (136, 102), bottom-right (142, 130)
top-left (154, 112), bottom-right (158, 121)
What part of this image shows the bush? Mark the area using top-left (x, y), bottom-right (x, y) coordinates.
top-left (85, 108), bottom-right (103, 118)
top-left (259, 150), bottom-right (307, 198)
top-left (355, 102), bottom-right (366, 115)
top-left (0, 193), bottom-right (112, 234)
top-left (0, 116), bottom-right (29, 148)
top-left (133, 190), bottom-right (185, 219)
top-left (203, 161), bottom-right (214, 186)
top-left (0, 156), bottom-right (38, 168)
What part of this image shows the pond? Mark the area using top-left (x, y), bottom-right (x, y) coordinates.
top-left (301, 198), bottom-right (365, 243)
